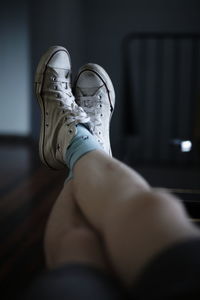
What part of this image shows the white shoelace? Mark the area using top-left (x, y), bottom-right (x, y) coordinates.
top-left (78, 96), bottom-right (102, 133)
top-left (50, 81), bottom-right (90, 125)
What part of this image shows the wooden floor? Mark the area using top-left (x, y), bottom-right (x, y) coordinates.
top-left (0, 140), bottom-right (66, 299)
top-left (0, 139), bottom-right (200, 299)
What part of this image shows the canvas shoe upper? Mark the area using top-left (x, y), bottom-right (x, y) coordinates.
top-left (73, 64), bottom-right (115, 155)
top-left (35, 46), bottom-right (89, 169)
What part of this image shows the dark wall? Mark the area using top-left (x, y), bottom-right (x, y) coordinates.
top-left (82, 0), bottom-right (200, 160)
top-left (31, 0), bottom-right (85, 139)
top-left (31, 0), bottom-right (200, 161)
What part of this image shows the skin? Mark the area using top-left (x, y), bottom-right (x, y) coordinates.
top-left (44, 150), bottom-right (200, 286)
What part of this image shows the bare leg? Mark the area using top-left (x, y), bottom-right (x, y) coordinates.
top-left (44, 180), bottom-right (109, 272)
top-left (72, 150), bottom-right (200, 286)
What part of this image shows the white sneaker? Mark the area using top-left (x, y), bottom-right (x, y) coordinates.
top-left (35, 46), bottom-right (89, 169)
top-left (73, 63), bottom-right (115, 155)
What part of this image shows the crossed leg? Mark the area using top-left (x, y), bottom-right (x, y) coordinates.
top-left (44, 179), bottom-right (110, 273)
top-left (44, 150), bottom-right (200, 287)
top-left (33, 46), bottom-right (200, 298)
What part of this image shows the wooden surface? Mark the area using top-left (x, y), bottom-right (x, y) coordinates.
top-left (0, 141), bottom-right (66, 299)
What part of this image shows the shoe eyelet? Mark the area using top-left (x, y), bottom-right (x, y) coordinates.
top-left (100, 104), bottom-right (102, 108)
top-left (46, 124), bottom-right (49, 127)
top-left (46, 112), bottom-right (49, 115)
top-left (54, 85), bottom-right (57, 90)
top-left (100, 114), bottom-right (103, 116)
top-left (98, 95), bottom-right (102, 99)
top-left (69, 129), bottom-right (73, 134)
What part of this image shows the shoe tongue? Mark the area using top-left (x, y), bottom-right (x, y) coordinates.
top-left (47, 67), bottom-right (70, 79)
top-left (54, 68), bottom-right (70, 78)
top-left (80, 87), bottom-right (99, 96)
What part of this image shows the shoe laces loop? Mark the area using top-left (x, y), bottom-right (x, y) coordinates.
top-left (51, 81), bottom-right (90, 125)
top-left (78, 96), bottom-right (102, 132)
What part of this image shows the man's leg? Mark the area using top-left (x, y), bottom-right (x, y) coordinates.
top-left (25, 182), bottom-right (124, 300)
top-left (44, 180), bottom-right (108, 272)
top-left (71, 62), bottom-right (200, 286)
top-left (72, 150), bottom-right (200, 285)
top-left (34, 47), bottom-right (111, 275)
top-left (34, 47), bottom-right (200, 290)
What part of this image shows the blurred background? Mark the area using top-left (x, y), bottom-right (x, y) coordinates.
top-left (1, 0), bottom-right (200, 167)
top-left (1, 0), bottom-right (200, 165)
top-left (0, 0), bottom-right (200, 298)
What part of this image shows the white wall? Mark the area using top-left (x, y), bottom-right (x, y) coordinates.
top-left (0, 1), bottom-right (30, 136)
